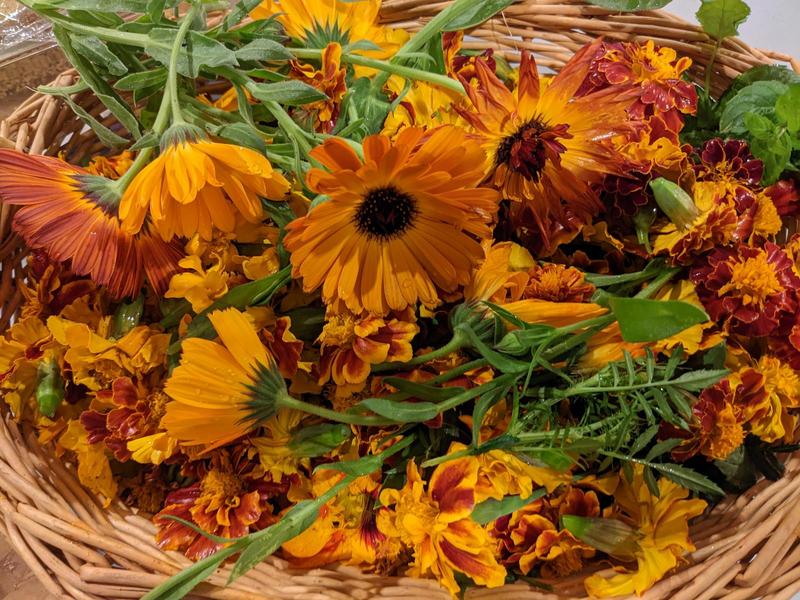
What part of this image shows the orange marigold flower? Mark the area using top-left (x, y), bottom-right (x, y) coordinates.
top-left (155, 451), bottom-right (282, 560)
top-left (0, 150), bottom-right (182, 298)
top-left (80, 377), bottom-right (173, 463)
top-left (464, 241), bottom-right (534, 304)
top-left (290, 42), bottom-right (347, 133)
top-left (20, 252), bottom-right (98, 320)
top-left (119, 136), bottom-right (290, 241)
top-left (522, 263), bottom-right (595, 303)
top-left (691, 243), bottom-right (800, 337)
top-left (284, 126), bottom-right (499, 316)
top-left (59, 420), bottom-right (117, 506)
top-left (442, 31), bottom-right (496, 84)
top-left (85, 150), bottom-right (134, 179)
top-left (318, 309), bottom-right (418, 388)
top-left (456, 44), bottom-right (634, 249)
top-left (584, 465), bottom-right (706, 597)
top-left (742, 357), bottom-right (800, 443)
top-left (578, 40), bottom-right (697, 126)
top-left (378, 458), bottom-right (507, 595)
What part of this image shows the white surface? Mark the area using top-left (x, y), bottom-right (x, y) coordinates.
top-left (666, 0), bottom-right (799, 57)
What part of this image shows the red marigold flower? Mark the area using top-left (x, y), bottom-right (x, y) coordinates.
top-left (695, 138), bottom-right (763, 186)
top-left (690, 243), bottom-right (800, 337)
top-left (766, 179), bottom-right (800, 217)
top-left (155, 451), bottom-right (284, 560)
top-left (0, 150), bottom-right (182, 298)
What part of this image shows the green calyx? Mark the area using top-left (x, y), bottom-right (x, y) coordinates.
top-left (76, 174), bottom-right (123, 209)
top-left (160, 122), bottom-right (206, 150)
top-left (649, 178), bottom-right (700, 231)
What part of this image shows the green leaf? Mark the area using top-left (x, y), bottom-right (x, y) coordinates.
top-left (649, 462), bottom-right (724, 496)
top-left (316, 455), bottom-right (383, 477)
top-left (358, 397), bottom-right (439, 423)
top-left (380, 377), bottom-right (463, 402)
top-left (211, 122), bottom-right (267, 154)
top-left (34, 0), bottom-right (149, 10)
top-left (441, 0), bottom-right (514, 31)
top-left (744, 113), bottom-right (793, 184)
top-left (250, 80), bottom-right (327, 106)
top-left (715, 445), bottom-right (756, 491)
top-left (720, 80), bottom-right (787, 134)
top-left (140, 544), bottom-right (242, 600)
top-left (608, 297), bottom-right (708, 343)
top-left (38, 85), bottom-right (128, 147)
top-left (223, 0), bottom-right (264, 30)
top-left (114, 67), bottom-right (167, 90)
top-left (629, 424), bottom-right (660, 456)
top-left (719, 64), bottom-right (800, 107)
top-left (146, 29), bottom-right (238, 78)
top-left (585, 0), bottom-right (672, 10)
top-left (471, 489), bottom-right (546, 525)
top-left (289, 424), bottom-right (351, 457)
top-left (696, 0), bottom-right (750, 40)
top-left (776, 84), bottom-right (800, 133)
top-left (235, 39), bottom-right (294, 62)
top-left (52, 26), bottom-right (141, 141)
top-left (670, 369), bottom-right (728, 391)
top-left (561, 515), bottom-right (641, 560)
top-left (70, 34), bottom-right (128, 76)
top-left (645, 438), bottom-right (682, 461)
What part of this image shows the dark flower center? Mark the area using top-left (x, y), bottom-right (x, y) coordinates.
top-left (355, 186), bottom-right (419, 240)
top-left (495, 119), bottom-right (572, 182)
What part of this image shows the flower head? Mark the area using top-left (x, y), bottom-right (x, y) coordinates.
top-left (378, 458), bottom-right (506, 595)
top-left (289, 42), bottom-right (347, 133)
top-left (691, 243), bottom-right (800, 337)
top-left (583, 465), bottom-right (706, 597)
top-left (284, 126), bottom-right (499, 316)
top-left (0, 150), bottom-right (182, 298)
top-left (119, 137), bottom-right (290, 241)
top-left (456, 44), bottom-right (633, 249)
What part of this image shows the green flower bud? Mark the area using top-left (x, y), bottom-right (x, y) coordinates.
top-left (649, 178), bottom-right (700, 231)
top-left (561, 515), bottom-right (642, 561)
top-left (36, 359), bottom-right (65, 419)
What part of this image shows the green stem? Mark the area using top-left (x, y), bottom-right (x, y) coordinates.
top-left (372, 334), bottom-right (467, 373)
top-left (635, 267), bottom-right (681, 300)
top-left (278, 395), bottom-right (393, 426)
top-left (515, 415), bottom-right (618, 442)
top-left (167, 3), bottom-right (200, 125)
top-left (42, 11), bottom-right (150, 47)
top-left (427, 358), bottom-right (489, 385)
top-left (435, 373), bottom-right (517, 413)
top-left (292, 48), bottom-right (464, 94)
top-left (421, 445), bottom-right (472, 468)
top-left (704, 39), bottom-right (721, 100)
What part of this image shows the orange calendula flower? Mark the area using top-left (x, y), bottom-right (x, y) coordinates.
top-left (464, 241), bottom-right (534, 304)
top-left (119, 136), bottom-right (290, 241)
top-left (283, 472), bottom-right (399, 568)
top-left (252, 0), bottom-right (407, 75)
top-left (319, 309), bottom-right (418, 388)
top-left (378, 458), bottom-right (507, 596)
top-left (155, 451), bottom-right (280, 560)
top-left (584, 465), bottom-right (706, 597)
top-left (284, 126), bottom-right (500, 316)
top-left (0, 150), bottom-right (182, 298)
top-left (456, 44), bottom-right (634, 249)
top-left (290, 42), bottom-right (347, 133)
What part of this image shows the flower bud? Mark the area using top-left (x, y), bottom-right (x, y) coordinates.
top-left (649, 178), bottom-right (700, 231)
top-left (36, 359), bottom-right (65, 419)
top-left (561, 515), bottom-right (641, 561)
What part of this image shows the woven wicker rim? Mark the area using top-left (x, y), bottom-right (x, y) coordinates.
top-left (1, 1), bottom-right (799, 598)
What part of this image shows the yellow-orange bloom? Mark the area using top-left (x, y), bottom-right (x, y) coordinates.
top-left (0, 150), bottom-right (182, 298)
top-left (119, 138), bottom-right (290, 241)
top-left (378, 458), bottom-right (506, 595)
top-left (456, 45), bottom-right (634, 249)
top-left (162, 308), bottom-right (276, 447)
top-left (59, 420), bottom-right (117, 506)
top-left (290, 42), bottom-right (347, 133)
top-left (584, 465), bottom-right (706, 597)
top-left (284, 126), bottom-right (500, 316)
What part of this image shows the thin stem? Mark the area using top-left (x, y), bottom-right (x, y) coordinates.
top-left (41, 11), bottom-right (150, 47)
top-left (167, 3), bottom-right (201, 125)
top-left (372, 334), bottom-right (466, 373)
top-left (435, 373), bottom-right (517, 413)
top-left (278, 394), bottom-right (393, 426)
top-left (635, 267), bottom-right (681, 299)
top-left (704, 39), bottom-right (721, 100)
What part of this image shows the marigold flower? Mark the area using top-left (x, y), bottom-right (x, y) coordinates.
top-left (766, 179), bottom-right (800, 217)
top-left (252, 0), bottom-right (408, 76)
top-left (155, 451), bottom-right (281, 560)
top-left (251, 409), bottom-right (310, 483)
top-left (284, 126), bottom-right (499, 316)
top-left (743, 357), bottom-right (800, 443)
top-left (0, 150), bottom-right (182, 298)
top-left (523, 263), bottom-right (596, 303)
top-left (691, 243), bottom-right (800, 337)
top-left (165, 255), bottom-right (230, 313)
top-left (651, 280), bottom-right (725, 357)
top-left (290, 42), bottom-right (347, 133)
top-left (319, 309), bottom-right (418, 388)
top-left (59, 420), bottom-right (117, 506)
top-left (695, 138), bottom-right (763, 187)
top-left (80, 377), bottom-right (173, 463)
top-left (378, 458), bottom-right (507, 595)
top-left (0, 316), bottom-right (53, 419)
top-left (464, 241), bottom-right (534, 304)
top-left (382, 79), bottom-right (465, 139)
top-left (85, 150), bottom-right (134, 179)
top-left (162, 308), bottom-right (281, 447)
top-left (583, 465), bottom-right (706, 597)
top-left (456, 44), bottom-right (634, 249)
top-left (579, 40), bottom-right (697, 125)
top-left (119, 137), bottom-right (290, 241)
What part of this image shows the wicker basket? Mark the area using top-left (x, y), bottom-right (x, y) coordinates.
top-left (0, 1), bottom-right (799, 598)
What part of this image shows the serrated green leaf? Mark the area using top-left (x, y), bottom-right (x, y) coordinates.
top-left (670, 369), bottom-right (728, 391)
top-left (250, 80), bottom-right (327, 106)
top-left (70, 34), bottom-right (128, 76)
top-left (146, 29), bottom-right (238, 78)
top-left (645, 438), bottom-right (682, 461)
top-left (776, 84), bottom-right (800, 133)
top-left (650, 462), bottom-right (723, 496)
top-left (441, 0), bottom-right (514, 31)
top-left (719, 64), bottom-right (800, 107)
top-left (629, 424), bottom-right (659, 456)
top-left (608, 297), bottom-right (708, 343)
top-left (471, 489), bottom-right (546, 525)
top-left (140, 544), bottom-right (242, 600)
top-left (235, 39), bottom-right (294, 62)
top-left (114, 68), bottom-right (167, 90)
top-left (380, 377), bottom-right (463, 402)
top-left (585, 0), bottom-right (672, 10)
top-left (696, 0), bottom-right (750, 40)
top-left (720, 80), bottom-right (787, 134)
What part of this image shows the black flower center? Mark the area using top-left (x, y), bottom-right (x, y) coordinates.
top-left (354, 186), bottom-right (419, 240)
top-left (495, 119), bottom-right (572, 183)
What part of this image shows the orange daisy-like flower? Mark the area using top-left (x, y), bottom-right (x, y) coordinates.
top-left (378, 457), bottom-right (506, 595)
top-left (155, 451), bottom-right (281, 560)
top-left (0, 150), bottom-right (182, 298)
top-left (290, 42), bottom-right (347, 133)
top-left (284, 126), bottom-right (500, 316)
top-left (318, 309), bottom-right (418, 387)
top-left (522, 263), bottom-right (596, 303)
top-left (119, 137), bottom-right (290, 242)
top-left (456, 44), bottom-right (634, 249)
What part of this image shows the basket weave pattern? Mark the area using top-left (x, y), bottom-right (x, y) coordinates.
top-left (0, 1), bottom-right (799, 598)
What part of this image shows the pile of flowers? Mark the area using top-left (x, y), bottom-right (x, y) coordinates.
top-left (1, 0), bottom-right (799, 597)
